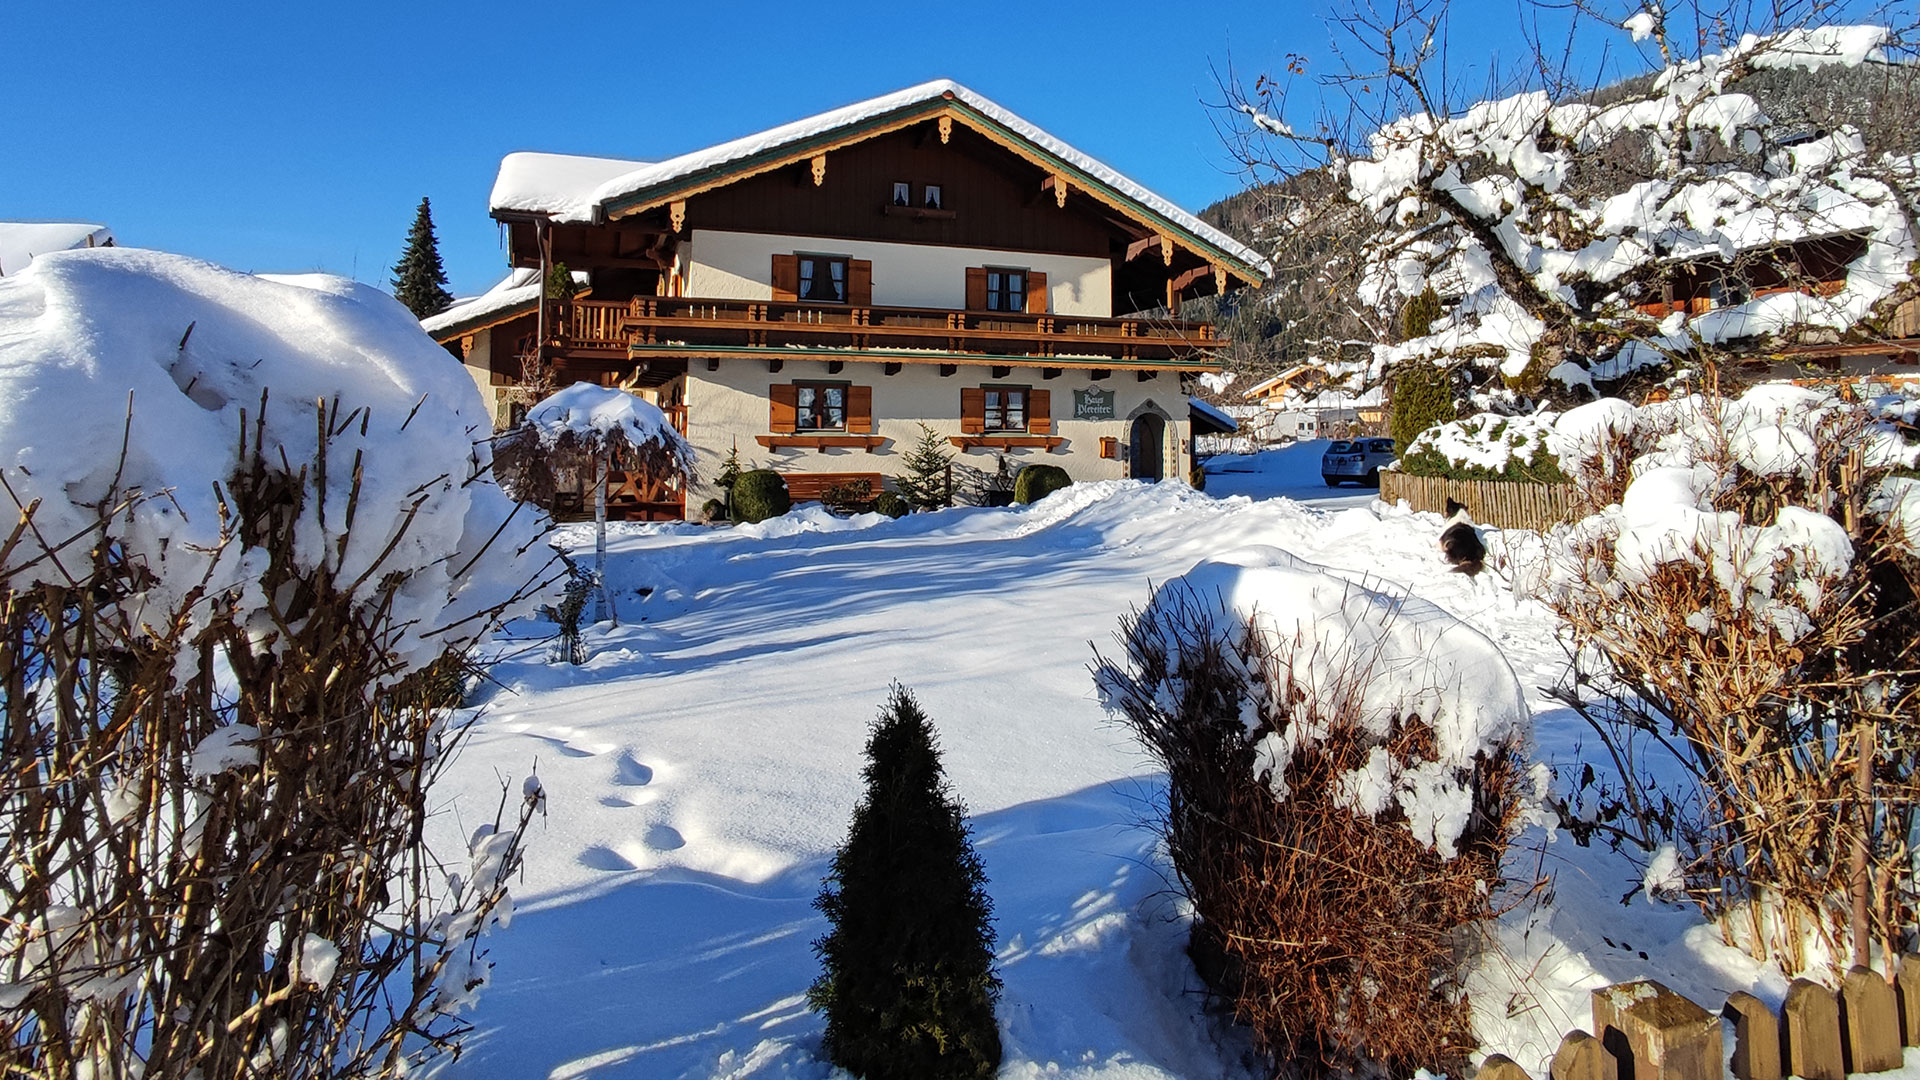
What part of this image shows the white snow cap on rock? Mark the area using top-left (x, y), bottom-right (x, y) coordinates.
top-left (1130, 546), bottom-right (1531, 856)
top-left (0, 248), bottom-right (545, 676)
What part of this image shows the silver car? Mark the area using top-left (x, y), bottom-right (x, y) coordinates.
top-left (1321, 437), bottom-right (1396, 487)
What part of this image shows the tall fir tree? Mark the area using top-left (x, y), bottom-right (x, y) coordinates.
top-left (392, 197), bottom-right (454, 319)
top-left (809, 685), bottom-right (1001, 1080)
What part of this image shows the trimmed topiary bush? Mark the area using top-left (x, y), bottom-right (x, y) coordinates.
top-left (874, 491), bottom-right (908, 518)
top-left (809, 684), bottom-right (1002, 1080)
top-left (1013, 463), bottom-right (1071, 505)
top-left (699, 497), bottom-right (728, 523)
top-left (732, 469), bottom-right (790, 524)
top-left (1400, 412), bottom-right (1567, 483)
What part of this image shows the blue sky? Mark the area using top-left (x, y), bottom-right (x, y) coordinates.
top-left (6, 0), bottom-right (1599, 299)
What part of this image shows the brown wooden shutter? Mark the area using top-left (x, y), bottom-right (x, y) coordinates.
top-left (769, 383), bottom-right (798, 432)
top-left (1025, 271), bottom-right (1048, 314)
top-left (960, 387), bottom-right (986, 434)
top-left (848, 259), bottom-right (873, 306)
top-left (848, 385), bottom-right (873, 433)
top-left (1028, 388), bottom-right (1051, 434)
top-left (964, 267), bottom-right (988, 310)
top-left (771, 254), bottom-right (799, 301)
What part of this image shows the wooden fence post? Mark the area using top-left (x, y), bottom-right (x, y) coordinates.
top-left (1723, 991), bottom-right (1781, 1080)
top-left (1591, 981), bottom-right (1722, 1080)
top-left (1552, 1028), bottom-right (1615, 1080)
top-left (1841, 967), bottom-right (1904, 1073)
top-left (1481, 1054), bottom-right (1534, 1080)
top-left (1897, 955), bottom-right (1920, 1047)
top-left (1784, 978), bottom-right (1846, 1080)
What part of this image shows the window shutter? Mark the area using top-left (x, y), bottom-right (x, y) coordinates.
top-left (848, 259), bottom-right (873, 306)
top-left (770, 384), bottom-right (798, 432)
top-left (771, 254), bottom-right (799, 302)
top-left (848, 385), bottom-right (873, 433)
top-left (960, 387), bottom-right (986, 434)
top-left (965, 267), bottom-right (988, 310)
top-left (1028, 388), bottom-right (1051, 434)
top-left (1025, 271), bottom-right (1048, 314)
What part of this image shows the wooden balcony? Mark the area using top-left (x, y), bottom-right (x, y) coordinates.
top-left (545, 297), bottom-right (1222, 367)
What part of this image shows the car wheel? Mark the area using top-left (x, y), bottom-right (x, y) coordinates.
top-left (1323, 475), bottom-right (1340, 487)
top-left (1364, 468), bottom-right (1381, 488)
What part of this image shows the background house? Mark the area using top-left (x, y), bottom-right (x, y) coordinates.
top-left (425, 80), bottom-right (1267, 517)
top-left (0, 222), bottom-right (113, 277)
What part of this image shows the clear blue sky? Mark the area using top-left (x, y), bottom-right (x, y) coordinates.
top-left (5, 0), bottom-right (1590, 299)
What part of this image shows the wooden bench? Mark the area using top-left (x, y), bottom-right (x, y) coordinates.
top-left (779, 471), bottom-right (884, 506)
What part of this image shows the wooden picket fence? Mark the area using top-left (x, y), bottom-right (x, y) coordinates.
top-left (1378, 471), bottom-right (1575, 532)
top-left (1484, 967), bottom-right (1920, 1080)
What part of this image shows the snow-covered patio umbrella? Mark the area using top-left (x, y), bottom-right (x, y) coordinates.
top-left (496, 382), bottom-right (696, 623)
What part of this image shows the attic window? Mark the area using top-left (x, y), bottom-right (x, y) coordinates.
top-left (923, 184), bottom-right (943, 209)
top-left (892, 182), bottom-right (910, 206)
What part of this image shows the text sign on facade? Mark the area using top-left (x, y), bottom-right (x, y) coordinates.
top-left (1073, 387), bottom-right (1116, 421)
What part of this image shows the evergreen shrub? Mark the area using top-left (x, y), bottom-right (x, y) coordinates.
top-left (1012, 463), bottom-right (1071, 504)
top-left (1390, 362), bottom-right (1457, 455)
top-left (874, 491), bottom-right (908, 518)
top-left (699, 497), bottom-right (728, 523)
top-left (732, 469), bottom-right (790, 523)
top-left (809, 685), bottom-right (1002, 1080)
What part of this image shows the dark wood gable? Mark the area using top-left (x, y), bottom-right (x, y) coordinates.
top-left (678, 122), bottom-right (1115, 257)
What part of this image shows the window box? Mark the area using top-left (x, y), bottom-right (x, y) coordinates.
top-left (756, 434), bottom-right (886, 452)
top-left (948, 435), bottom-right (1065, 452)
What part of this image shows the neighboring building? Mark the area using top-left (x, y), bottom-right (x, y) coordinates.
top-left (1237, 364), bottom-right (1385, 441)
top-left (425, 80), bottom-right (1267, 517)
top-left (0, 222), bottom-right (113, 277)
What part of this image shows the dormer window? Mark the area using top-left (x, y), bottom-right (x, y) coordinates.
top-left (799, 255), bottom-right (848, 303)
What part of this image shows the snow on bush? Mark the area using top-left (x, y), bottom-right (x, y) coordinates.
top-left (1236, 11), bottom-right (1920, 402)
top-left (0, 248), bottom-right (547, 1075)
top-left (1401, 410), bottom-right (1568, 483)
top-left (1542, 384), bottom-right (1920, 974)
top-left (0, 248), bottom-right (540, 676)
top-left (1096, 546), bottom-right (1534, 1075)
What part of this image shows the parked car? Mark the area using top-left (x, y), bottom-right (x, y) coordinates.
top-left (1321, 437), bottom-right (1397, 487)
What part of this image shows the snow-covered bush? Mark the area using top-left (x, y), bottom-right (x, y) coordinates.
top-left (0, 250), bottom-right (546, 1075)
top-left (809, 685), bottom-right (1001, 1080)
top-left (1544, 384), bottom-right (1920, 973)
top-left (1096, 548), bottom-right (1534, 1077)
top-left (1232, 5), bottom-right (1920, 403)
top-left (1401, 411), bottom-right (1568, 483)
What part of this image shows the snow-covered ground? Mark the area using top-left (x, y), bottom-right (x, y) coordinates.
top-left (439, 455), bottom-right (1792, 1079)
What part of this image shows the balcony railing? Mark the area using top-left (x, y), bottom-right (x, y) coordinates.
top-left (546, 297), bottom-right (1220, 364)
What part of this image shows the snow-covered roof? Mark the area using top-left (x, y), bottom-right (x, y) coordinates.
top-left (491, 152), bottom-right (654, 223)
top-left (487, 79), bottom-right (1269, 279)
top-left (1242, 364), bottom-right (1329, 400)
top-left (0, 222), bottom-right (113, 277)
top-left (1189, 397), bottom-right (1238, 433)
top-left (421, 267), bottom-right (588, 339)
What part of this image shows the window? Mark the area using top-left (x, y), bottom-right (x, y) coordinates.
top-left (795, 383), bottom-right (848, 431)
top-left (983, 387), bottom-right (1027, 432)
top-left (985, 268), bottom-right (1025, 313)
top-left (923, 184), bottom-right (943, 209)
top-left (798, 256), bottom-right (847, 303)
top-left (892, 181), bottom-right (910, 206)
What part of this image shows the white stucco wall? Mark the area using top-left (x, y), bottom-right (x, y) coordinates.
top-left (683, 229), bottom-right (1113, 316)
top-left (683, 358), bottom-right (1191, 505)
top-left (461, 328), bottom-right (506, 427)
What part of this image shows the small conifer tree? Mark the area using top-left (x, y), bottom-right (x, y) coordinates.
top-left (1390, 362), bottom-right (1458, 455)
top-left (1399, 284), bottom-right (1443, 342)
top-left (809, 685), bottom-right (1001, 1080)
top-left (896, 423), bottom-right (953, 511)
top-left (714, 440), bottom-right (744, 518)
top-left (391, 197), bottom-right (454, 319)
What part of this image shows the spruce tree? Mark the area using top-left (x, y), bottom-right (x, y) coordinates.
top-left (1390, 361), bottom-right (1458, 455)
top-left (896, 423), bottom-right (954, 511)
top-left (809, 685), bottom-right (1001, 1080)
top-left (392, 197), bottom-right (454, 319)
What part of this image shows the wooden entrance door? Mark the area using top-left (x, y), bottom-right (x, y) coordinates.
top-left (1129, 414), bottom-right (1165, 481)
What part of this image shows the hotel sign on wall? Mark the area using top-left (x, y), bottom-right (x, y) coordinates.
top-left (1073, 387), bottom-right (1116, 421)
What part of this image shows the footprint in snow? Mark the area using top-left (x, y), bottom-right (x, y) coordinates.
top-left (613, 753), bottom-right (654, 786)
top-left (645, 824), bottom-right (686, 851)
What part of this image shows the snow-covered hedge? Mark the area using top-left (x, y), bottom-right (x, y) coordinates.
top-left (1401, 411), bottom-right (1568, 483)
